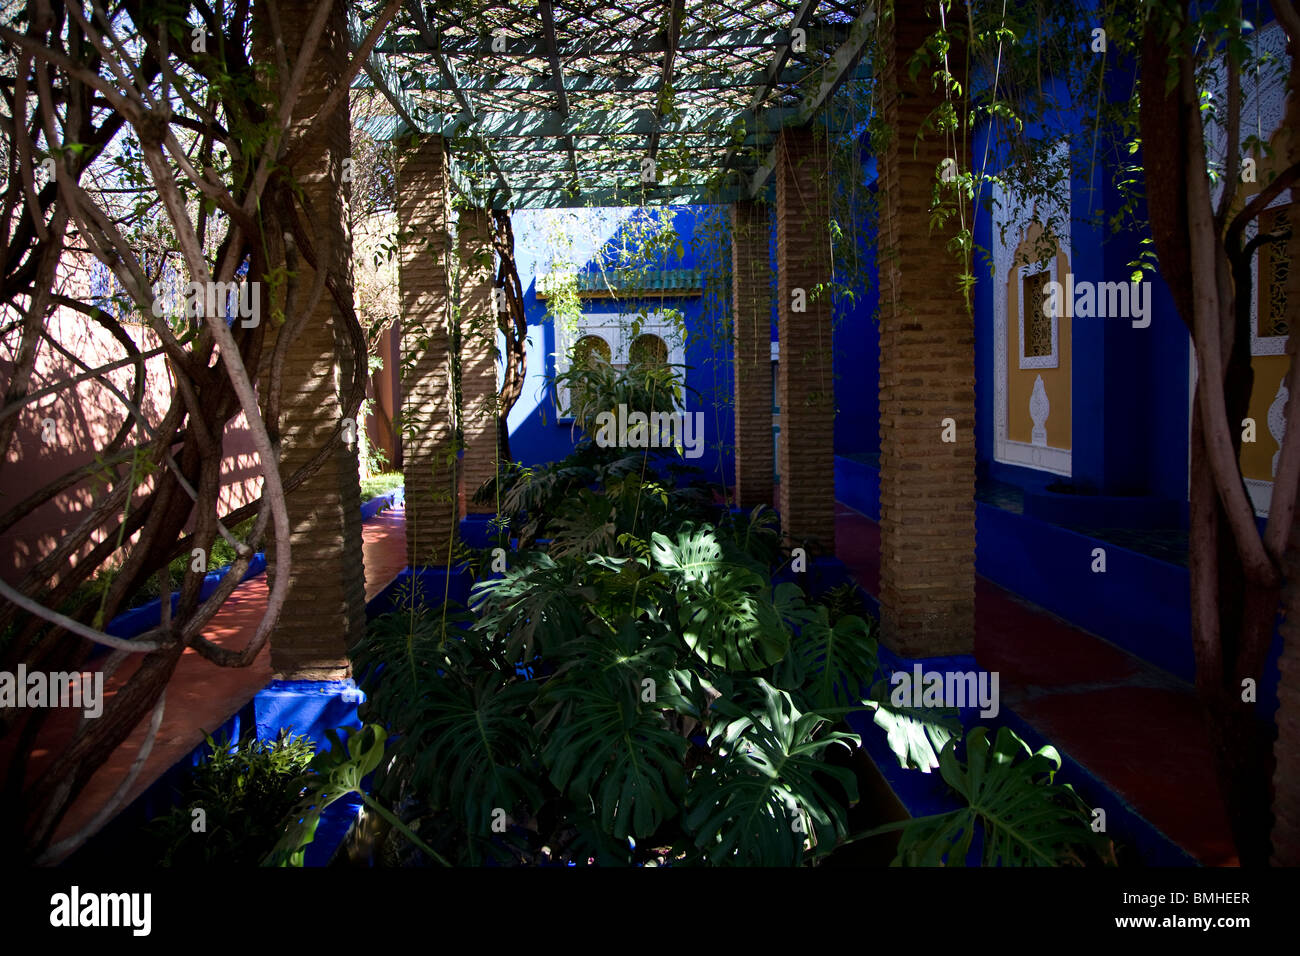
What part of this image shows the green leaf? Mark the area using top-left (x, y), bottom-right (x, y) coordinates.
top-left (540, 671), bottom-right (686, 840)
top-left (683, 680), bottom-right (857, 865)
top-left (649, 526), bottom-right (722, 584)
top-left (402, 670), bottom-right (542, 830)
top-left (263, 724), bottom-right (387, 866)
top-left (894, 726), bottom-right (1113, 866)
top-left (470, 553), bottom-right (595, 662)
top-left (864, 677), bottom-right (961, 773)
top-left (652, 527), bottom-right (791, 670)
top-left (778, 608), bottom-right (878, 711)
top-left (677, 565), bottom-right (790, 671)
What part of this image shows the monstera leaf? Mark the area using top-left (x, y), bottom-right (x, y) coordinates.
top-left (683, 680), bottom-right (858, 866)
top-left (353, 601), bottom-right (482, 716)
top-left (777, 609), bottom-right (879, 711)
top-left (264, 724), bottom-right (394, 867)
top-left (398, 669), bottom-right (543, 831)
top-left (678, 566), bottom-right (792, 671)
top-left (649, 527), bottom-right (791, 670)
top-left (894, 726), bottom-right (1111, 866)
top-left (470, 553), bottom-right (595, 662)
top-left (650, 525), bottom-right (723, 585)
top-left (720, 504), bottom-right (783, 567)
top-left (547, 487), bottom-right (619, 557)
top-left (864, 676), bottom-right (961, 773)
top-left (540, 673), bottom-right (687, 840)
top-left (542, 615), bottom-right (680, 698)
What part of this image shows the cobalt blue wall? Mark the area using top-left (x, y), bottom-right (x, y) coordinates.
top-left (503, 207), bottom-right (735, 486)
top-left (970, 68), bottom-right (1191, 516)
top-left (833, 290), bottom-right (880, 458)
top-left (832, 162), bottom-right (880, 459)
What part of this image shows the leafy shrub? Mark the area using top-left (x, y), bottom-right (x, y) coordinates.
top-left (860, 726), bottom-right (1117, 866)
top-left (147, 729), bottom-right (315, 866)
top-left (360, 471), bottom-right (404, 502)
top-left (335, 362), bottom-right (1110, 867)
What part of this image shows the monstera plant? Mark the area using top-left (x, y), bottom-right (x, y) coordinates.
top-left (278, 363), bottom-right (1110, 867)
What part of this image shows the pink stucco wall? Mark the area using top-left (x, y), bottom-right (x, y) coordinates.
top-left (0, 256), bottom-right (262, 586)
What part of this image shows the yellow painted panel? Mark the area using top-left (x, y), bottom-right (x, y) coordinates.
top-left (1240, 354), bottom-right (1292, 482)
top-left (1237, 127), bottom-right (1295, 484)
top-left (1006, 231), bottom-right (1072, 450)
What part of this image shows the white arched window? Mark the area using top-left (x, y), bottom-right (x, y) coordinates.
top-left (554, 311), bottom-right (685, 420)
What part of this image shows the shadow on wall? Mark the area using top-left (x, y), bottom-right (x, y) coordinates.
top-left (1, 287), bottom-right (262, 585)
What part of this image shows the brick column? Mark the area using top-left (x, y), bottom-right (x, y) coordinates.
top-left (259, 0), bottom-right (365, 680)
top-left (731, 201), bottom-right (774, 511)
top-left (457, 207), bottom-right (498, 515)
top-left (397, 136), bottom-right (459, 565)
top-left (876, 2), bottom-right (975, 656)
top-left (775, 127), bottom-right (836, 550)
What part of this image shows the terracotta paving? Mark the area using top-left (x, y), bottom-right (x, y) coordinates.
top-left (18, 502), bottom-right (408, 861)
top-left (834, 502), bottom-right (1238, 867)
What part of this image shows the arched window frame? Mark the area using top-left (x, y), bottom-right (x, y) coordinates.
top-left (553, 310), bottom-right (685, 421)
top-left (990, 139), bottom-right (1072, 477)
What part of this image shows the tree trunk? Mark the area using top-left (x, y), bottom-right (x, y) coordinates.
top-left (1141, 6), bottom-right (1285, 866)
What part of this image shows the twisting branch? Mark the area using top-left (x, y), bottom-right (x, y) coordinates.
top-left (0, 0), bottom-right (389, 860)
top-left (1180, 53), bottom-right (1280, 589)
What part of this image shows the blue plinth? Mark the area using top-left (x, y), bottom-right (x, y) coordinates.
top-left (252, 678), bottom-right (368, 867)
top-left (253, 679), bottom-right (365, 750)
top-left (459, 513), bottom-right (506, 549)
top-left (365, 563), bottom-right (474, 616)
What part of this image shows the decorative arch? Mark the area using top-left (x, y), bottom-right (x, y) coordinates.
top-left (990, 152), bottom-right (1073, 477)
top-left (553, 311), bottom-right (685, 419)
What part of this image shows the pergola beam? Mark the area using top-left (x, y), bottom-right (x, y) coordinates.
top-left (405, 0), bottom-right (512, 205)
top-left (347, 9), bottom-right (423, 135)
top-left (502, 182), bottom-right (747, 210)
top-left (646, 0), bottom-right (686, 163)
top-left (719, 0), bottom-right (820, 200)
top-left (348, 9), bottom-right (479, 203)
top-left (418, 105), bottom-right (802, 139)
top-left (496, 171), bottom-right (740, 191)
top-left (800, 5), bottom-right (877, 122)
top-left (540, 0), bottom-right (580, 195)
top-left (352, 65), bottom-right (810, 95)
top-left (752, 0), bottom-right (821, 110)
top-left (355, 3), bottom-right (875, 209)
top-left (749, 3), bottom-right (876, 198)
top-left (374, 25), bottom-right (851, 57)
top-left (476, 156), bottom-right (757, 174)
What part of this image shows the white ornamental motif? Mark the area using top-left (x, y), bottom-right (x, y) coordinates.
top-left (1269, 376), bottom-right (1288, 478)
top-left (1030, 374), bottom-right (1050, 447)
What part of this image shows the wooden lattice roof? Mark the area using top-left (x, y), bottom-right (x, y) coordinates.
top-left (350, 1), bottom-right (875, 208)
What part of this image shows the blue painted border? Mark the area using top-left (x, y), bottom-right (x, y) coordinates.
top-left (1022, 488), bottom-right (1184, 530)
top-left (103, 491), bottom-right (402, 643)
top-left (975, 501), bottom-right (1195, 681)
top-left (822, 553), bottom-right (1202, 866)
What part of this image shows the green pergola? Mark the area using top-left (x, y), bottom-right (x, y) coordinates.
top-left (349, 0), bottom-right (876, 208)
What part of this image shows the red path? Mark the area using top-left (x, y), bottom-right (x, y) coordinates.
top-left (836, 502), bottom-right (1238, 866)
top-left (31, 505), bottom-right (408, 859)
top-left (26, 499), bottom-right (1234, 865)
